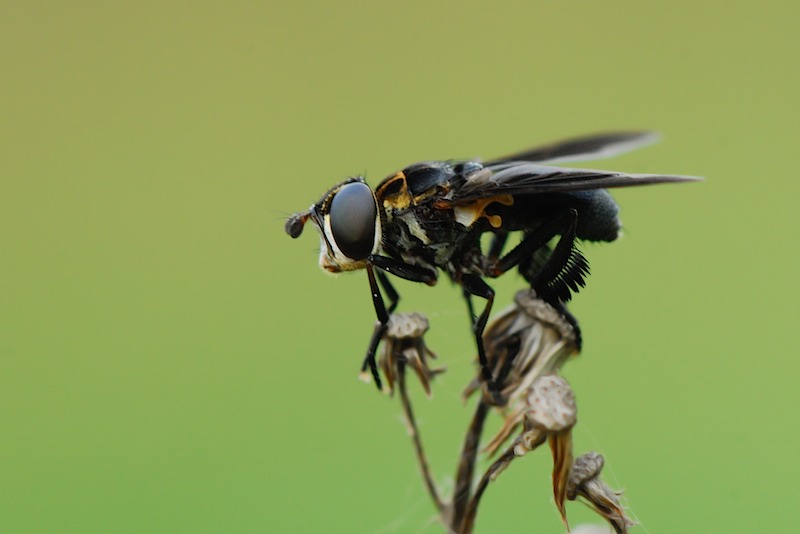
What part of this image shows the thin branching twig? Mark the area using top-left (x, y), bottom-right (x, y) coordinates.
top-left (460, 445), bottom-right (517, 533)
top-left (449, 399), bottom-right (490, 531)
top-left (397, 361), bottom-right (444, 512)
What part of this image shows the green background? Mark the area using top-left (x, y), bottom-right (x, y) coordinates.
top-left (2, 1), bottom-right (797, 532)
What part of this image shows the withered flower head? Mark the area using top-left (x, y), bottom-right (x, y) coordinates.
top-left (375, 312), bottom-right (444, 396)
top-left (478, 290), bottom-right (580, 458)
top-left (568, 452), bottom-right (635, 534)
top-left (523, 374), bottom-right (577, 434)
top-left (477, 375), bottom-right (578, 532)
top-left (525, 375), bottom-right (577, 530)
top-left (464, 289), bottom-right (579, 406)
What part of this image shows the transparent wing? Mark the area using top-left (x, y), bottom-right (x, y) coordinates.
top-left (483, 131), bottom-right (659, 166)
top-left (455, 163), bottom-right (701, 200)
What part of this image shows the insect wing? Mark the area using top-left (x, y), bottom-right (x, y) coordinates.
top-left (484, 131), bottom-right (659, 166)
top-left (455, 163), bottom-right (700, 201)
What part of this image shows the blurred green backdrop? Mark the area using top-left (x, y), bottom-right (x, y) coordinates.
top-left (2, 1), bottom-right (798, 532)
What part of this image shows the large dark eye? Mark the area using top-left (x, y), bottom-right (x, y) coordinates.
top-left (329, 182), bottom-right (377, 260)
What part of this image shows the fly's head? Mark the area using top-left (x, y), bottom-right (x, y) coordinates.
top-left (285, 178), bottom-right (382, 273)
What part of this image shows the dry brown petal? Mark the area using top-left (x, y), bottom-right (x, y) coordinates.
top-left (483, 408), bottom-right (524, 457)
top-left (550, 431), bottom-right (574, 531)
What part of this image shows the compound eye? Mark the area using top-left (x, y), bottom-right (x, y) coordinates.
top-left (329, 182), bottom-right (377, 260)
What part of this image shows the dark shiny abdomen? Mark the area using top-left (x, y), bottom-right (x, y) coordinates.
top-left (488, 190), bottom-right (621, 243)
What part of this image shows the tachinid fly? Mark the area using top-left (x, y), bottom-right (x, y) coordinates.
top-left (286, 132), bottom-right (699, 401)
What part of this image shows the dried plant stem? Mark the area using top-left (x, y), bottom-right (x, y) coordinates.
top-left (460, 447), bottom-right (517, 534)
top-left (397, 363), bottom-right (444, 512)
top-left (449, 399), bottom-right (490, 532)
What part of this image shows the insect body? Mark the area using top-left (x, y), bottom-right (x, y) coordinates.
top-left (286, 132), bottom-right (698, 401)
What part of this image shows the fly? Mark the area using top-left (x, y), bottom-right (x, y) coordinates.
top-left (285, 131), bottom-right (699, 402)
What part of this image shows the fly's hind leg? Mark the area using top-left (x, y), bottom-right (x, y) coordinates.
top-left (488, 209), bottom-right (578, 279)
top-left (487, 208), bottom-right (585, 347)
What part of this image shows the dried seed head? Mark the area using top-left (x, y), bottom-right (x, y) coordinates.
top-left (568, 452), bottom-right (635, 534)
top-left (567, 451), bottom-right (604, 499)
top-left (525, 375), bottom-right (577, 432)
top-left (513, 290), bottom-right (578, 345)
top-left (378, 312), bottom-right (444, 396)
top-left (463, 289), bottom-right (579, 406)
top-left (386, 312), bottom-right (429, 339)
top-left (522, 375), bottom-right (577, 530)
top-left (486, 374), bottom-right (577, 459)
top-left (478, 292), bottom-right (580, 459)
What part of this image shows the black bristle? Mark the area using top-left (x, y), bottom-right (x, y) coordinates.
top-left (540, 245), bottom-right (590, 303)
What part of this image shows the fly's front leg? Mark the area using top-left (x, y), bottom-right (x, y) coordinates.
top-left (361, 265), bottom-right (390, 390)
top-left (377, 271), bottom-right (399, 314)
top-left (361, 255), bottom-right (437, 392)
top-left (368, 254), bottom-right (437, 286)
top-left (358, 271), bottom-right (399, 388)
